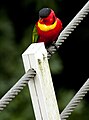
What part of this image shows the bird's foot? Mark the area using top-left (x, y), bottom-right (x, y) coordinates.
top-left (52, 41), bottom-right (59, 50)
top-left (46, 42), bottom-right (57, 59)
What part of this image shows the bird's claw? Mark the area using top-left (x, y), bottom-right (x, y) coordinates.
top-left (47, 46), bottom-right (54, 59)
top-left (52, 41), bottom-right (59, 50)
top-left (47, 41), bottom-right (59, 59)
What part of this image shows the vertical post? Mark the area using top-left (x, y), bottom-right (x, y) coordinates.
top-left (22, 43), bottom-right (61, 120)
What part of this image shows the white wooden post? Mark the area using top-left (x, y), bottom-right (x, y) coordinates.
top-left (22, 43), bottom-right (61, 120)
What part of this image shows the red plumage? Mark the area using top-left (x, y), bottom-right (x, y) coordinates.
top-left (37, 18), bottom-right (62, 46)
top-left (33, 8), bottom-right (62, 47)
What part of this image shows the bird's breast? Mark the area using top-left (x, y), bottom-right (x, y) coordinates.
top-left (36, 18), bottom-right (62, 45)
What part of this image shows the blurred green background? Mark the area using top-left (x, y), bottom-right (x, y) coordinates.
top-left (0, 0), bottom-right (89, 119)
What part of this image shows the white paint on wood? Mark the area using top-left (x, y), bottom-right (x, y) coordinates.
top-left (22, 43), bottom-right (61, 120)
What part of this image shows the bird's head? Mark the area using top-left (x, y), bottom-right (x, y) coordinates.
top-left (38, 8), bottom-right (56, 25)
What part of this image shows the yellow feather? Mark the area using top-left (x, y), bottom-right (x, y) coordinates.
top-left (38, 20), bottom-right (57, 31)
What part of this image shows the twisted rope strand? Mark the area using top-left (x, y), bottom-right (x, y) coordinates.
top-left (0, 69), bottom-right (36, 111)
top-left (60, 78), bottom-right (89, 120)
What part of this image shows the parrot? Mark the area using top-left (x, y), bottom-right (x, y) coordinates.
top-left (32, 8), bottom-right (62, 48)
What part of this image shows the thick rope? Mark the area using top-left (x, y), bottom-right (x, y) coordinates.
top-left (0, 69), bottom-right (36, 111)
top-left (60, 78), bottom-right (89, 120)
top-left (47, 1), bottom-right (89, 58)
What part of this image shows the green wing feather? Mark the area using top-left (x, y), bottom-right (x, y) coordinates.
top-left (32, 25), bottom-right (39, 43)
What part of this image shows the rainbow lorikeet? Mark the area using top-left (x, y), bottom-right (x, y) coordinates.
top-left (32, 8), bottom-right (62, 47)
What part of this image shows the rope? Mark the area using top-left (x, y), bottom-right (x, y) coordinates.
top-left (0, 69), bottom-right (36, 111)
top-left (60, 78), bottom-right (89, 120)
top-left (47, 1), bottom-right (89, 57)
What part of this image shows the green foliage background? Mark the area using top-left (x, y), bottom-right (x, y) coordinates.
top-left (0, 0), bottom-right (89, 120)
